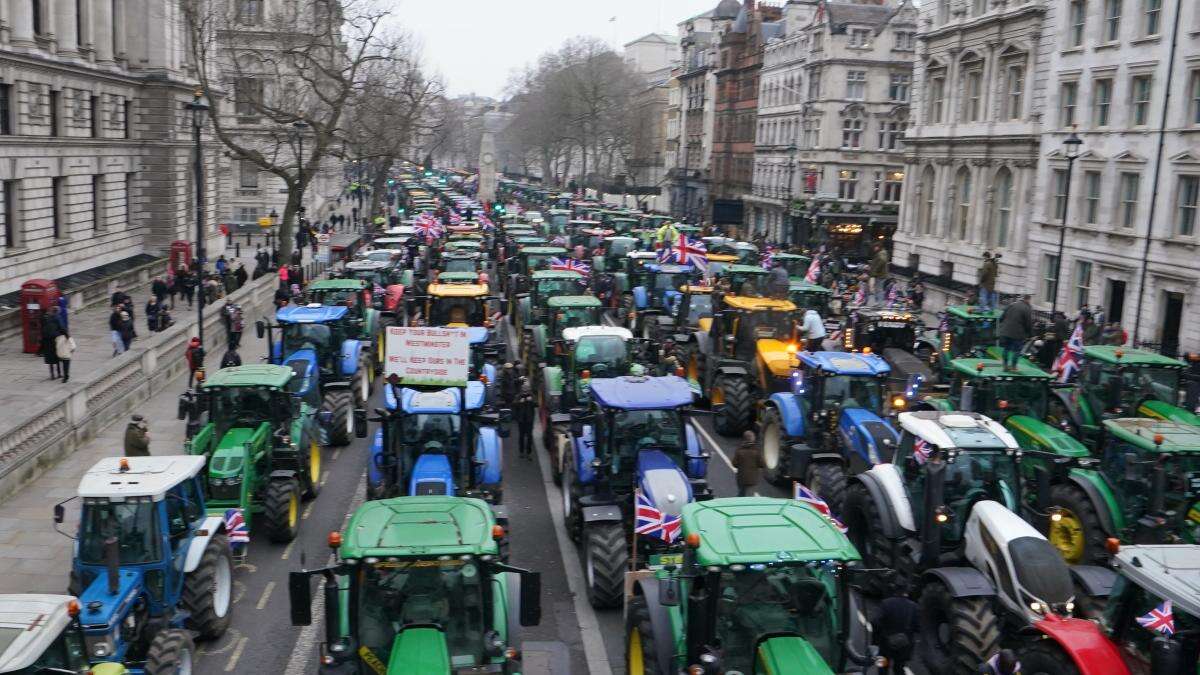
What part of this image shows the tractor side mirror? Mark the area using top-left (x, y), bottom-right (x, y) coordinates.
top-left (317, 410), bottom-right (333, 427)
top-left (519, 571), bottom-right (542, 626)
top-left (256, 320), bottom-right (266, 339)
top-left (354, 409), bottom-right (368, 438)
top-left (53, 504), bottom-right (64, 524)
top-left (658, 577), bottom-right (681, 607)
top-left (289, 572), bottom-right (313, 626)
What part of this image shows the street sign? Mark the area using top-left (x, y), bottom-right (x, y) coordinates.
top-left (257, 217), bottom-right (272, 228)
top-left (384, 327), bottom-right (470, 387)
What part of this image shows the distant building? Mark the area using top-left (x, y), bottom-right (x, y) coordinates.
top-left (624, 33), bottom-right (678, 75)
top-left (625, 35), bottom-right (679, 213)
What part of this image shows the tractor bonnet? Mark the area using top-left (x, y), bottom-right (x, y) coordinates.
top-left (637, 449), bottom-right (694, 518)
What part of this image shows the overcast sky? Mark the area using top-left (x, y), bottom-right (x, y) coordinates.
top-left (387, 0), bottom-right (721, 98)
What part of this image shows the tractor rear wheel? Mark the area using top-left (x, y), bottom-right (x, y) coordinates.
top-left (145, 629), bottom-right (196, 675)
top-left (676, 342), bottom-right (700, 383)
top-left (323, 390), bottom-right (353, 447)
top-left (759, 407), bottom-right (791, 486)
top-left (918, 582), bottom-right (1000, 675)
top-left (625, 595), bottom-right (663, 675)
top-left (182, 533), bottom-right (233, 640)
top-left (1046, 483), bottom-right (1107, 566)
top-left (1019, 640), bottom-right (1081, 675)
top-left (583, 521), bottom-right (628, 609)
top-left (561, 450), bottom-right (581, 542)
top-left (844, 483), bottom-right (899, 595)
top-left (806, 460), bottom-right (848, 515)
top-left (356, 354), bottom-right (372, 398)
top-left (551, 433), bottom-right (571, 486)
top-left (712, 376), bottom-right (752, 437)
top-left (262, 479), bottom-right (301, 543)
top-left (621, 295), bottom-right (636, 330)
top-left (301, 437), bottom-right (322, 500)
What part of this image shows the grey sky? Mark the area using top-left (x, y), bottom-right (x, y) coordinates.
top-left (390, 0), bottom-right (721, 98)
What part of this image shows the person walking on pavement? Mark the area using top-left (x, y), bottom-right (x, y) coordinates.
top-left (185, 337), bottom-right (204, 387)
top-left (54, 330), bottom-right (75, 383)
top-left (514, 382), bottom-right (536, 459)
top-left (732, 430), bottom-right (764, 497)
top-left (152, 276), bottom-right (169, 306)
top-left (997, 294), bottom-right (1034, 372)
top-left (215, 255), bottom-right (228, 276)
top-left (179, 268), bottom-right (197, 308)
top-left (868, 244), bottom-right (889, 305)
top-left (109, 306), bottom-right (127, 356)
top-left (227, 305), bottom-right (245, 349)
top-left (56, 295), bottom-right (69, 332)
top-left (234, 262), bottom-right (248, 289)
top-left (41, 308), bottom-right (65, 379)
top-left (978, 252), bottom-right (999, 311)
top-left (124, 415), bottom-right (151, 457)
top-left (118, 311), bottom-right (136, 351)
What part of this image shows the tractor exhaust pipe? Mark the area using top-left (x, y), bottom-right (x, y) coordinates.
top-left (1149, 458), bottom-right (1167, 515)
top-left (105, 536), bottom-right (120, 595)
top-left (920, 461), bottom-right (947, 567)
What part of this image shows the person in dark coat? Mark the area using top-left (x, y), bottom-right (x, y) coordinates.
top-left (978, 252), bottom-right (998, 310)
top-left (151, 276), bottom-right (169, 305)
top-left (732, 430), bottom-right (764, 497)
top-left (514, 382), bottom-right (536, 459)
top-left (124, 415), bottom-right (150, 457)
top-left (767, 263), bottom-right (789, 300)
top-left (997, 294), bottom-right (1033, 372)
top-left (179, 269), bottom-right (196, 308)
top-left (498, 362), bottom-right (520, 409)
top-left (234, 263), bottom-right (248, 289)
top-left (41, 308), bottom-right (64, 379)
top-left (117, 311), bottom-right (136, 351)
top-left (146, 297), bottom-right (163, 332)
top-left (220, 348), bottom-right (242, 368)
top-left (873, 597), bottom-right (919, 674)
top-left (56, 296), bottom-right (69, 332)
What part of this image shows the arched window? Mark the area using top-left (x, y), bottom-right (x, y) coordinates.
top-left (994, 168), bottom-right (1013, 248)
top-left (955, 167), bottom-right (973, 240)
top-left (920, 166), bottom-right (936, 235)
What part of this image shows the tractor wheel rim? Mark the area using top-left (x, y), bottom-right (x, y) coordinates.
top-left (212, 553), bottom-right (232, 618)
top-left (177, 647), bottom-right (193, 675)
top-left (310, 441), bottom-right (321, 484)
top-left (377, 336), bottom-right (384, 363)
top-left (346, 404), bottom-right (355, 437)
top-left (288, 493), bottom-right (298, 528)
top-left (361, 374), bottom-right (369, 401)
top-left (762, 420), bottom-right (780, 470)
top-left (628, 628), bottom-right (645, 675)
top-left (711, 385), bottom-right (725, 406)
top-left (562, 471), bottom-right (572, 519)
top-left (1048, 508), bottom-right (1086, 564)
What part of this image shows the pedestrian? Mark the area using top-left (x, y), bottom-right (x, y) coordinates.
top-left (868, 244), bottom-right (889, 304)
top-left (166, 271), bottom-right (177, 308)
top-left (41, 309), bottom-right (64, 379)
top-left (152, 276), bottom-right (169, 305)
top-left (56, 295), bottom-right (69, 332)
top-left (234, 263), bottom-right (248, 289)
top-left (278, 264), bottom-right (290, 290)
top-left (732, 430), bottom-right (764, 497)
top-left (767, 262), bottom-right (789, 300)
top-left (220, 348), bottom-right (242, 368)
top-left (800, 307), bottom-right (827, 352)
top-left (979, 650), bottom-right (1020, 675)
top-left (118, 311), bottom-right (136, 351)
top-left (54, 330), bottom-right (75, 383)
top-left (997, 294), bottom-right (1033, 372)
top-left (146, 297), bottom-right (163, 332)
top-left (515, 382), bottom-right (536, 459)
top-left (498, 361), bottom-right (520, 409)
top-left (1082, 311), bottom-right (1102, 344)
top-left (978, 252), bottom-right (998, 311)
top-left (124, 415), bottom-right (151, 457)
top-left (109, 306), bottom-right (127, 356)
top-left (909, 276), bottom-right (926, 312)
top-left (179, 268), bottom-right (196, 308)
top-left (185, 337), bottom-right (204, 387)
top-left (226, 305), bottom-right (244, 349)
top-left (873, 597), bottom-right (919, 674)
top-left (215, 255), bottom-right (228, 275)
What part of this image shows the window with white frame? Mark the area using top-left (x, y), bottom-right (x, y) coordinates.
top-left (928, 73), bottom-right (946, 123)
top-left (961, 63), bottom-right (983, 122)
top-left (889, 74), bottom-right (910, 102)
top-left (846, 71), bottom-right (867, 100)
top-left (841, 117), bottom-right (863, 149)
top-left (1083, 171), bottom-right (1101, 224)
top-left (1093, 78), bottom-right (1113, 127)
top-left (239, 160), bottom-right (259, 189)
top-left (994, 168), bottom-right (1013, 248)
top-left (802, 118), bottom-right (820, 148)
top-left (878, 121), bottom-right (906, 150)
top-left (1131, 75), bottom-right (1152, 126)
top-left (808, 68), bottom-right (822, 98)
top-left (838, 169), bottom-right (859, 200)
top-left (1179, 175), bottom-right (1199, 236)
top-left (1053, 169), bottom-right (1069, 220)
top-left (1143, 0), bottom-right (1161, 36)
top-left (1069, 1), bottom-right (1086, 47)
top-left (1074, 260), bottom-right (1092, 311)
top-left (848, 28), bottom-right (872, 48)
top-left (1060, 82), bottom-right (1078, 127)
top-left (1118, 172), bottom-right (1139, 228)
top-left (955, 167), bottom-right (972, 239)
top-left (1004, 63), bottom-right (1025, 120)
top-left (895, 31), bottom-right (915, 50)
top-left (1192, 71), bottom-right (1200, 125)
top-left (1104, 0), bottom-right (1122, 41)
top-left (882, 169), bottom-right (903, 202)
top-left (1042, 254), bottom-right (1060, 305)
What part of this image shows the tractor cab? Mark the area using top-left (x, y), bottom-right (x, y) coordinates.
top-left (0, 594), bottom-right (91, 674)
top-left (562, 326), bottom-right (635, 397)
top-left (592, 235), bottom-right (639, 273)
top-left (309, 278), bottom-right (371, 322)
top-left (623, 263), bottom-right (700, 335)
top-left (1098, 545), bottom-right (1200, 673)
top-left (288, 497), bottom-right (541, 674)
top-left (514, 269), bottom-right (588, 330)
top-left (639, 214), bottom-right (672, 231)
top-left (703, 238), bottom-right (759, 266)
top-left (609, 217), bottom-right (639, 234)
top-left (773, 252), bottom-right (813, 279)
top-left (647, 284), bottom-right (714, 343)
top-left (523, 296), bottom-right (604, 366)
top-left (507, 246), bottom-right (568, 294)
top-left (274, 306), bottom-right (355, 376)
top-left (789, 280), bottom-right (833, 315)
top-left (355, 247), bottom-right (403, 265)
top-left (943, 358), bottom-right (1055, 423)
top-left (843, 307), bottom-right (930, 392)
top-left (710, 296), bottom-right (800, 365)
top-left (420, 282), bottom-right (496, 329)
top-left (716, 264), bottom-right (769, 296)
top-left (1063, 347), bottom-right (1197, 443)
top-left (440, 250), bottom-right (483, 275)
top-left (546, 208), bottom-right (572, 233)
top-left (342, 260), bottom-right (406, 317)
top-left (570, 226), bottom-right (615, 251)
top-left (922, 305), bottom-right (1002, 381)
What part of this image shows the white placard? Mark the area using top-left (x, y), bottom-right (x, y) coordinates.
top-left (385, 326), bottom-right (470, 387)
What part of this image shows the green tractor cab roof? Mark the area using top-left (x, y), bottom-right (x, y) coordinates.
top-left (435, 271), bottom-right (479, 283)
top-left (789, 280), bottom-right (831, 294)
top-left (950, 358), bottom-right (1053, 380)
top-left (773, 252), bottom-right (808, 261)
top-left (311, 278), bottom-right (367, 291)
top-left (1112, 545), bottom-right (1200, 618)
top-left (1083, 345), bottom-right (1186, 368)
top-left (532, 270), bottom-right (584, 280)
top-left (946, 305), bottom-right (1002, 321)
top-left (202, 364), bottom-right (294, 389)
top-left (681, 498), bottom-right (860, 567)
top-left (339, 496), bottom-right (499, 559)
top-left (445, 241), bottom-right (482, 251)
top-left (515, 237), bottom-right (551, 246)
top-left (604, 235), bottom-right (638, 243)
top-left (548, 295), bottom-right (602, 309)
top-left (720, 264), bottom-right (769, 276)
top-left (520, 246), bottom-right (568, 255)
top-left (1103, 418), bottom-right (1200, 451)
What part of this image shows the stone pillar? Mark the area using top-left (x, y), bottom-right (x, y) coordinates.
top-left (9, 0), bottom-right (37, 49)
top-left (54, 0), bottom-right (78, 57)
top-left (93, 0), bottom-right (113, 64)
top-left (478, 114), bottom-right (498, 203)
top-left (111, 0), bottom-right (125, 65)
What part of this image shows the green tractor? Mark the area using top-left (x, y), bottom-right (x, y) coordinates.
top-left (308, 277), bottom-right (385, 374)
top-left (788, 279), bottom-right (833, 315)
top-left (503, 245), bottom-right (568, 304)
top-left (773, 251), bottom-right (812, 279)
top-left (591, 235), bottom-right (640, 273)
top-left (521, 295), bottom-right (604, 368)
top-left (538, 325), bottom-right (639, 447)
top-left (181, 365), bottom-right (327, 543)
top-left (914, 305), bottom-right (1002, 384)
top-left (624, 497), bottom-right (875, 675)
top-left (513, 269), bottom-right (589, 332)
top-left (288, 496), bottom-right (542, 675)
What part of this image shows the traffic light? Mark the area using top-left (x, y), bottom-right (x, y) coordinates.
top-left (397, 207), bottom-right (406, 215)
top-left (387, 179), bottom-right (395, 186)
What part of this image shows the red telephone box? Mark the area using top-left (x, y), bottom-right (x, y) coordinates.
top-left (20, 279), bottom-right (61, 354)
top-left (169, 240), bottom-right (193, 273)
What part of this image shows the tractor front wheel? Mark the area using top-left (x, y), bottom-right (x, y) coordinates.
top-left (583, 521), bottom-right (628, 609)
top-left (182, 533), bottom-right (233, 640)
top-left (712, 376), bottom-right (752, 437)
top-left (806, 460), bottom-right (848, 515)
top-left (301, 438), bottom-right (322, 500)
top-left (918, 582), bottom-right (1000, 675)
top-left (1019, 641), bottom-right (1081, 675)
top-left (561, 451), bottom-right (581, 541)
top-left (262, 479), bottom-right (301, 543)
top-left (625, 595), bottom-right (663, 675)
top-left (1045, 483), bottom-right (1107, 565)
top-left (323, 390), bottom-right (353, 447)
top-left (759, 407), bottom-right (790, 486)
top-left (145, 629), bottom-right (196, 675)
top-left (844, 483), bottom-right (899, 595)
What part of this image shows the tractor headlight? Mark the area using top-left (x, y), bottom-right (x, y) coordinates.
top-left (87, 630), bottom-right (117, 658)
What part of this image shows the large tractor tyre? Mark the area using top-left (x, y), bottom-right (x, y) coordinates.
top-left (806, 460), bottom-right (848, 515)
top-left (583, 521), bottom-right (628, 609)
top-left (551, 434), bottom-right (572, 487)
top-left (625, 595), bottom-right (664, 675)
top-left (621, 295), bottom-right (637, 330)
top-left (301, 437), bottom-right (322, 500)
top-left (356, 354), bottom-right (373, 398)
top-left (712, 376), bottom-right (753, 437)
top-left (918, 583), bottom-right (1000, 675)
top-left (561, 451), bottom-right (582, 542)
top-left (759, 407), bottom-right (791, 486)
top-left (843, 484), bottom-right (900, 596)
top-left (144, 629), bottom-right (196, 675)
top-left (1045, 483), bottom-right (1108, 566)
top-left (1019, 641), bottom-right (1081, 675)
top-left (323, 390), bottom-right (354, 447)
top-left (677, 342), bottom-right (700, 383)
top-left (182, 533), bottom-right (233, 640)
top-left (262, 479), bottom-right (301, 544)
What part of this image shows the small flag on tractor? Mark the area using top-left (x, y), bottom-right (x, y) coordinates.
top-left (550, 257), bottom-right (591, 277)
top-left (804, 256), bottom-right (821, 283)
top-left (913, 437), bottom-right (932, 465)
top-left (1137, 600), bottom-right (1175, 635)
top-left (793, 482), bottom-right (847, 533)
top-left (224, 508), bottom-right (249, 551)
top-left (634, 489), bottom-right (682, 543)
top-left (1052, 321), bottom-right (1084, 383)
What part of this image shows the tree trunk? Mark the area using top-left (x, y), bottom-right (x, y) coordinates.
top-left (368, 158), bottom-right (393, 222)
top-left (278, 185), bottom-right (302, 262)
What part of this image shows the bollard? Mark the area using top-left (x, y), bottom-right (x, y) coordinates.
top-left (235, 242), bottom-right (241, 257)
top-left (246, 232), bottom-right (251, 246)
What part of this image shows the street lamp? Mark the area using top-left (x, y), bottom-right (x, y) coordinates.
top-left (785, 143), bottom-right (798, 246)
top-left (185, 91), bottom-right (209, 351)
top-left (291, 121), bottom-right (309, 247)
top-left (1050, 131), bottom-right (1083, 315)
top-left (269, 208), bottom-right (280, 265)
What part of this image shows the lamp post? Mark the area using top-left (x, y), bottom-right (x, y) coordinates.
top-left (291, 121), bottom-right (309, 251)
top-left (785, 143), bottom-right (797, 246)
top-left (185, 91), bottom-right (209, 350)
top-left (269, 208), bottom-right (280, 265)
top-left (1050, 131), bottom-right (1083, 315)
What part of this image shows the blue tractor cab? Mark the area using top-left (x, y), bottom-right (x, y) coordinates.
top-left (625, 263), bottom-right (701, 336)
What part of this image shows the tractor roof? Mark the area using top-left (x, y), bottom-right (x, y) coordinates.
top-left (645, 264), bottom-right (693, 274)
top-left (681, 498), bottom-right (860, 566)
top-left (428, 283), bottom-right (487, 297)
top-left (520, 246), bottom-right (567, 255)
top-left (773, 252), bottom-right (808, 260)
top-left (465, 326), bottom-right (489, 345)
top-left (722, 296), bottom-right (796, 312)
top-left (1112, 545), bottom-right (1200, 618)
top-left (897, 411), bottom-right (1019, 451)
top-left (1102, 418), bottom-right (1200, 451)
top-left (1083, 345), bottom-right (1185, 368)
top-left (339, 496), bottom-right (499, 559)
top-left (721, 264), bottom-right (767, 275)
top-left (548, 295), bottom-right (601, 308)
top-left (946, 305), bottom-right (1001, 321)
top-left (628, 251), bottom-right (660, 260)
top-left (604, 235), bottom-right (638, 243)
top-left (310, 278), bottom-right (367, 290)
top-left (799, 351), bottom-right (890, 376)
top-left (610, 217), bottom-right (639, 224)
top-left (384, 226), bottom-right (416, 236)
top-left (589, 375), bottom-right (693, 410)
top-left (372, 237), bottom-right (407, 245)
top-left (78, 455), bottom-right (206, 500)
top-left (789, 280), bottom-right (831, 295)
top-left (0, 594), bottom-right (77, 672)
top-left (345, 259), bottom-right (391, 271)
top-left (435, 271), bottom-right (480, 283)
top-left (563, 326), bottom-right (632, 342)
top-left (533, 270), bottom-right (584, 280)
top-left (853, 308), bottom-right (916, 321)
top-left (202, 364), bottom-right (294, 389)
top-left (950, 358), bottom-right (1052, 380)
top-left (277, 305), bottom-right (350, 324)
top-left (385, 381), bottom-right (486, 412)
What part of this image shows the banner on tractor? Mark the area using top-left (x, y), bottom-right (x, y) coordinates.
top-left (385, 327), bottom-right (471, 387)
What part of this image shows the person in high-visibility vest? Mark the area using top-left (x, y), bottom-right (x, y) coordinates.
top-left (655, 221), bottom-right (679, 249)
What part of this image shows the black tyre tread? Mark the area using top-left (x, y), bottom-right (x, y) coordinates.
top-left (182, 534), bottom-right (233, 640)
top-left (676, 342), bottom-right (698, 381)
top-left (144, 629), bottom-right (195, 675)
top-left (919, 584), bottom-right (1000, 675)
top-left (625, 596), bottom-right (663, 675)
top-left (713, 376), bottom-right (752, 437)
top-left (844, 483), bottom-right (899, 596)
top-left (1048, 482), bottom-right (1108, 566)
top-left (759, 407), bottom-right (789, 486)
top-left (1020, 640), bottom-right (1081, 675)
top-left (807, 460), bottom-right (848, 515)
top-left (584, 522), bottom-right (628, 609)
top-left (563, 453), bottom-right (581, 542)
top-left (323, 390), bottom-right (353, 446)
top-left (262, 479), bottom-right (300, 543)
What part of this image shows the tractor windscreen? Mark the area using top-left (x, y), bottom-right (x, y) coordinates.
top-left (739, 311), bottom-right (796, 342)
top-left (952, 318), bottom-right (996, 355)
top-left (79, 498), bottom-right (162, 565)
top-left (985, 379), bottom-right (1049, 419)
top-left (822, 375), bottom-right (883, 411)
top-left (683, 295), bottom-right (713, 324)
top-left (556, 307), bottom-right (599, 330)
top-left (443, 258), bottom-right (477, 274)
top-left (611, 409), bottom-right (685, 470)
top-left (400, 414), bottom-right (462, 450)
top-left (430, 298), bottom-right (483, 326)
top-left (1103, 366), bottom-right (1182, 410)
top-left (779, 258), bottom-right (809, 277)
top-left (312, 288), bottom-right (359, 306)
top-left (526, 254), bottom-right (555, 273)
top-left (653, 273), bottom-right (688, 293)
top-left (943, 452), bottom-right (1019, 520)
top-left (282, 323), bottom-right (332, 354)
top-left (713, 564), bottom-right (838, 673)
top-left (356, 559), bottom-right (486, 667)
top-left (574, 336), bottom-right (628, 376)
top-left (537, 279), bottom-right (584, 297)
top-left (211, 387), bottom-right (276, 427)
top-left (1104, 575), bottom-right (1200, 663)
top-left (606, 240), bottom-right (635, 258)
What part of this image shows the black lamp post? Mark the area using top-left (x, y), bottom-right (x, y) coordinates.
top-left (185, 91), bottom-right (209, 350)
top-left (785, 143), bottom-right (797, 246)
top-left (291, 121), bottom-right (309, 248)
top-left (1051, 131), bottom-right (1083, 315)
top-left (269, 208), bottom-right (280, 265)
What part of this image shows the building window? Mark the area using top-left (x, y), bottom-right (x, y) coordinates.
top-left (92, 175), bottom-right (103, 231)
top-left (52, 177), bottom-right (65, 240)
top-left (928, 75), bottom-right (945, 123)
top-left (895, 31), bottom-right (914, 50)
top-left (920, 166), bottom-right (936, 235)
top-left (802, 119), bottom-right (820, 149)
top-left (239, 160), bottom-right (259, 189)
top-left (1083, 171), bottom-right (1101, 224)
top-left (1105, 0), bottom-right (1122, 40)
top-left (123, 98), bottom-right (132, 138)
top-left (838, 169), bottom-right (858, 200)
top-left (878, 121), bottom-right (905, 150)
top-left (940, 260), bottom-right (954, 281)
top-left (234, 79), bottom-right (263, 116)
top-left (2, 180), bottom-right (17, 248)
top-left (1053, 169), bottom-right (1069, 220)
top-left (888, 74), bottom-right (910, 102)
top-left (1060, 82), bottom-right (1078, 127)
top-left (1191, 71), bottom-right (1200, 124)
top-left (955, 168), bottom-right (972, 239)
top-left (90, 95), bottom-right (100, 138)
top-left (237, 0), bottom-right (263, 25)
top-left (841, 118), bottom-right (863, 149)
top-left (0, 84), bottom-right (11, 135)
top-left (1143, 0), bottom-right (1161, 35)
top-left (32, 0), bottom-right (43, 34)
top-left (848, 28), bottom-right (872, 48)
top-left (994, 168), bottom-right (1013, 248)
top-left (49, 89), bottom-right (60, 136)
top-left (1004, 64), bottom-right (1024, 120)
top-left (1179, 176), bottom-right (1200, 236)
top-left (1074, 260), bottom-right (1092, 311)
top-left (1130, 75), bottom-right (1152, 126)
top-left (1118, 172), bottom-right (1139, 228)
top-left (962, 67), bottom-right (982, 122)
top-left (1042, 254), bottom-right (1060, 305)
top-left (808, 68), bottom-right (822, 99)
top-left (882, 169), bottom-right (903, 202)
top-left (1093, 79), bottom-right (1113, 127)
top-left (1069, 1), bottom-right (1086, 47)
top-left (125, 173), bottom-right (135, 221)
top-left (846, 71), bottom-right (866, 100)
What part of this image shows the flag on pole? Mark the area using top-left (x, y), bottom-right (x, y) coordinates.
top-left (666, 234), bottom-right (708, 273)
top-left (634, 490), bottom-right (682, 542)
top-left (414, 214), bottom-right (443, 238)
top-left (913, 437), bottom-right (932, 465)
top-left (793, 482), bottom-right (847, 532)
top-left (1137, 600), bottom-right (1175, 635)
top-left (803, 256), bottom-right (821, 283)
top-left (1052, 322), bottom-right (1084, 383)
top-left (550, 257), bottom-right (591, 277)
top-left (224, 508), bottom-right (250, 547)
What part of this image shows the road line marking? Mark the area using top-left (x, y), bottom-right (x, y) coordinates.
top-left (333, 449), bottom-right (342, 461)
top-left (691, 420), bottom-right (735, 471)
top-left (224, 636), bottom-right (249, 672)
top-left (280, 540), bottom-right (295, 560)
top-left (256, 581), bottom-right (276, 610)
top-left (302, 502), bottom-right (315, 520)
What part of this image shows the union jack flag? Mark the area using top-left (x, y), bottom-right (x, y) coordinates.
top-left (224, 508), bottom-right (249, 547)
top-left (663, 234), bottom-right (708, 272)
top-left (635, 490), bottom-right (682, 542)
top-left (853, 284), bottom-right (867, 306)
top-left (414, 214), bottom-right (443, 238)
top-left (1052, 321), bottom-right (1084, 383)
top-left (913, 437), bottom-right (932, 465)
top-left (804, 256), bottom-right (821, 283)
top-left (793, 482), bottom-right (847, 532)
top-left (1137, 600), bottom-right (1175, 635)
top-left (448, 211), bottom-right (463, 225)
top-left (550, 257), bottom-right (591, 277)
top-left (761, 246), bottom-right (777, 270)
top-left (478, 215), bottom-right (495, 231)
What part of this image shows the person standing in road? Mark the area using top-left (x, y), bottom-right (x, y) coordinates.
top-left (185, 337), bottom-right (204, 387)
top-left (997, 294), bottom-right (1033, 372)
top-left (767, 262), bottom-right (789, 300)
top-left (514, 382), bottom-right (536, 459)
top-left (873, 597), bottom-right (919, 674)
top-left (978, 252), bottom-right (998, 311)
top-left (124, 415), bottom-right (151, 457)
top-left (868, 244), bottom-right (889, 304)
top-left (799, 308), bottom-right (827, 352)
top-left (732, 430), bottom-right (764, 497)
top-left (54, 330), bottom-right (75, 383)
top-left (498, 362), bottom-right (520, 410)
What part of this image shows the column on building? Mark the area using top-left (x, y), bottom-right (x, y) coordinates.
top-left (112, 0), bottom-right (126, 64)
top-left (93, 0), bottom-right (114, 64)
top-left (9, 0), bottom-right (37, 48)
top-left (54, 0), bottom-right (78, 57)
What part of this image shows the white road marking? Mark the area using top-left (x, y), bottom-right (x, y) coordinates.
top-left (332, 449), bottom-right (342, 462)
top-left (690, 420), bottom-right (735, 471)
top-left (224, 636), bottom-right (249, 672)
top-left (232, 580), bottom-right (247, 605)
top-left (256, 580), bottom-right (276, 610)
top-left (302, 501), bottom-right (315, 520)
top-left (280, 540), bottom-right (296, 560)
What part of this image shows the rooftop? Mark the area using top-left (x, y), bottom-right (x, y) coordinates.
top-left (0, 595), bottom-right (75, 672)
top-left (277, 305), bottom-right (350, 324)
top-left (428, 283), bottom-right (488, 297)
top-left (1112, 545), bottom-right (1200, 618)
top-left (799, 351), bottom-right (890, 376)
top-left (946, 305), bottom-right (1001, 321)
top-left (950, 358), bottom-right (1052, 380)
top-left (1083, 345), bottom-right (1185, 368)
top-left (1103, 418), bottom-right (1200, 451)
top-left (78, 455), bottom-right (206, 500)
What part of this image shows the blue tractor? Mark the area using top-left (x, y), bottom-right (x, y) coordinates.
top-left (560, 375), bottom-right (711, 608)
top-left (257, 304), bottom-right (370, 446)
top-left (758, 351), bottom-right (913, 511)
top-left (54, 455), bottom-right (235, 674)
top-left (367, 381), bottom-right (506, 503)
top-left (620, 262), bottom-right (699, 338)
